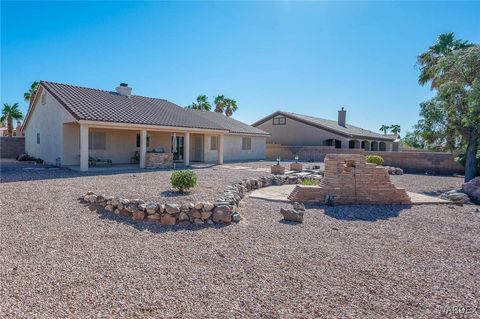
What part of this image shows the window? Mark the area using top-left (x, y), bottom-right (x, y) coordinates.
top-left (41, 93), bottom-right (47, 105)
top-left (36, 133), bottom-right (40, 144)
top-left (272, 116), bottom-right (286, 125)
top-left (136, 133), bottom-right (151, 148)
top-left (242, 137), bottom-right (251, 150)
top-left (210, 136), bottom-right (218, 151)
top-left (88, 131), bottom-right (106, 150)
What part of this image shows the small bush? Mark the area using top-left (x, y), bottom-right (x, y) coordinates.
top-left (171, 170), bottom-right (197, 192)
top-left (365, 155), bottom-right (384, 166)
top-left (301, 178), bottom-right (317, 186)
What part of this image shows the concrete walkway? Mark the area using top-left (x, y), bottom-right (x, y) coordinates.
top-left (249, 185), bottom-right (452, 205)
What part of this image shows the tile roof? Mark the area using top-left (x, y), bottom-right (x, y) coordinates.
top-left (252, 111), bottom-right (395, 141)
top-left (40, 81), bottom-right (268, 135)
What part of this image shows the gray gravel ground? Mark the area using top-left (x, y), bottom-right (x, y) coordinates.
top-left (1, 160), bottom-right (479, 318)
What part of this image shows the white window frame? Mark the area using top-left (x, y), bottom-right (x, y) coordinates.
top-left (210, 136), bottom-right (218, 151)
top-left (136, 133), bottom-right (151, 148)
top-left (242, 137), bottom-right (252, 150)
top-left (272, 116), bottom-right (286, 125)
top-left (89, 131), bottom-right (106, 150)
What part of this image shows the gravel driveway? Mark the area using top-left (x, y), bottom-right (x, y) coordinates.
top-left (1, 160), bottom-right (478, 318)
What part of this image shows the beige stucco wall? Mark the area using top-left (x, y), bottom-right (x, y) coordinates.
top-left (62, 128), bottom-right (173, 165)
top-left (24, 89), bottom-right (76, 165)
top-left (223, 135), bottom-right (266, 162)
top-left (255, 116), bottom-right (350, 147)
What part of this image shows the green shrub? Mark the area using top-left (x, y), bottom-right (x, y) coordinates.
top-left (365, 155), bottom-right (384, 166)
top-left (301, 178), bottom-right (317, 186)
top-left (170, 170), bottom-right (197, 192)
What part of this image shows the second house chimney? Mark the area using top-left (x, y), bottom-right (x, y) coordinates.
top-left (338, 107), bottom-right (346, 127)
top-left (116, 83), bottom-right (132, 97)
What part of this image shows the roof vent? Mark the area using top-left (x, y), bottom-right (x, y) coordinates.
top-left (116, 83), bottom-right (132, 97)
top-left (338, 107), bottom-right (346, 127)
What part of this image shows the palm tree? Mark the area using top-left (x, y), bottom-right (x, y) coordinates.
top-left (417, 32), bottom-right (472, 88)
top-left (1, 103), bottom-right (23, 137)
top-left (214, 95), bottom-right (227, 113)
top-left (187, 95), bottom-right (211, 111)
top-left (390, 124), bottom-right (401, 135)
top-left (379, 125), bottom-right (390, 135)
top-left (24, 81), bottom-right (39, 103)
top-left (224, 98), bottom-right (238, 117)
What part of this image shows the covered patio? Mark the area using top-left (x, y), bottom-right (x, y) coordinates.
top-left (66, 121), bottom-right (227, 172)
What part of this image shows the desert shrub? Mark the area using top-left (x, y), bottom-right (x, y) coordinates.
top-left (300, 178), bottom-right (317, 186)
top-left (365, 155), bottom-right (384, 166)
top-left (170, 170), bottom-right (197, 192)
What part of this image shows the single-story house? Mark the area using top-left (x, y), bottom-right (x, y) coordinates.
top-left (252, 108), bottom-right (400, 151)
top-left (23, 81), bottom-right (269, 171)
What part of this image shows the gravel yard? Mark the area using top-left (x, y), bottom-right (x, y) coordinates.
top-left (1, 160), bottom-right (479, 318)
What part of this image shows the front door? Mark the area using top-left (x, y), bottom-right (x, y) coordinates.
top-left (171, 135), bottom-right (184, 161)
top-left (192, 135), bottom-right (203, 162)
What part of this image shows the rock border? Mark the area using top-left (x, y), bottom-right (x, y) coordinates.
top-left (79, 174), bottom-right (306, 227)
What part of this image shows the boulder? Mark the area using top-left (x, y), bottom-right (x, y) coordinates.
top-left (200, 211), bottom-right (212, 220)
top-left (130, 199), bottom-right (145, 205)
top-left (395, 168), bottom-right (404, 175)
top-left (280, 208), bottom-right (304, 223)
top-left (178, 212), bottom-right (189, 221)
top-left (160, 213), bottom-right (177, 225)
top-left (89, 195), bottom-right (98, 204)
top-left (111, 198), bottom-right (120, 207)
top-left (194, 218), bottom-right (204, 225)
top-left (462, 177), bottom-right (480, 201)
top-left (145, 203), bottom-right (158, 215)
top-left (232, 212), bottom-right (241, 222)
top-left (192, 210), bottom-right (202, 219)
top-left (138, 203), bottom-right (147, 212)
top-left (104, 204), bottom-right (114, 212)
top-left (125, 203), bottom-right (138, 213)
top-left (212, 205), bottom-right (232, 223)
top-left (132, 210), bottom-right (145, 220)
top-left (441, 190), bottom-right (470, 204)
top-left (165, 203), bottom-right (180, 214)
top-left (180, 204), bottom-right (190, 213)
top-left (146, 213), bottom-right (161, 221)
top-left (293, 202), bottom-right (305, 211)
top-left (194, 202), bottom-right (204, 210)
top-left (114, 209), bottom-right (120, 215)
top-left (203, 202), bottom-right (214, 212)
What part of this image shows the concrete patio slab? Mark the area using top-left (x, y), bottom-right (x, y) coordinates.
top-left (249, 185), bottom-right (453, 205)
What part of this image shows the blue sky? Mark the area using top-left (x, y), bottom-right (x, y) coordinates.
top-left (2, 1), bottom-right (479, 134)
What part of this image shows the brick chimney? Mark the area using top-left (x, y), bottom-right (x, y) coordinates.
top-left (116, 83), bottom-right (132, 97)
top-left (338, 107), bottom-right (346, 127)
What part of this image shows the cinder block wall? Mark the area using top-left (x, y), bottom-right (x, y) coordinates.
top-left (266, 144), bottom-right (464, 175)
top-left (0, 137), bottom-right (25, 158)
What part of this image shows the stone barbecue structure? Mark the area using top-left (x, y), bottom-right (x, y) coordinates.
top-left (289, 154), bottom-right (411, 205)
top-left (145, 152), bottom-right (173, 168)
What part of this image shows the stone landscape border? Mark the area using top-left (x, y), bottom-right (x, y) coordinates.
top-left (79, 174), bottom-right (304, 227)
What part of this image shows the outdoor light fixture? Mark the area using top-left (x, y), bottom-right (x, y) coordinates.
top-left (295, 155), bottom-right (299, 163)
top-left (276, 157), bottom-right (281, 165)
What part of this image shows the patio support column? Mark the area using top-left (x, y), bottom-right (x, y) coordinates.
top-left (218, 134), bottom-right (224, 164)
top-left (80, 123), bottom-right (89, 172)
top-left (184, 132), bottom-right (190, 166)
top-left (139, 129), bottom-right (147, 168)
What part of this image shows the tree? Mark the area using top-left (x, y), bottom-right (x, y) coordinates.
top-left (417, 32), bottom-right (472, 88)
top-left (416, 32), bottom-right (479, 181)
top-left (224, 98), bottom-right (238, 117)
top-left (214, 95), bottom-right (227, 113)
top-left (1, 103), bottom-right (23, 137)
top-left (402, 131), bottom-right (425, 149)
top-left (187, 95), bottom-right (211, 111)
top-left (379, 125), bottom-right (390, 135)
top-left (390, 124), bottom-right (401, 135)
top-left (24, 81), bottom-right (39, 103)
